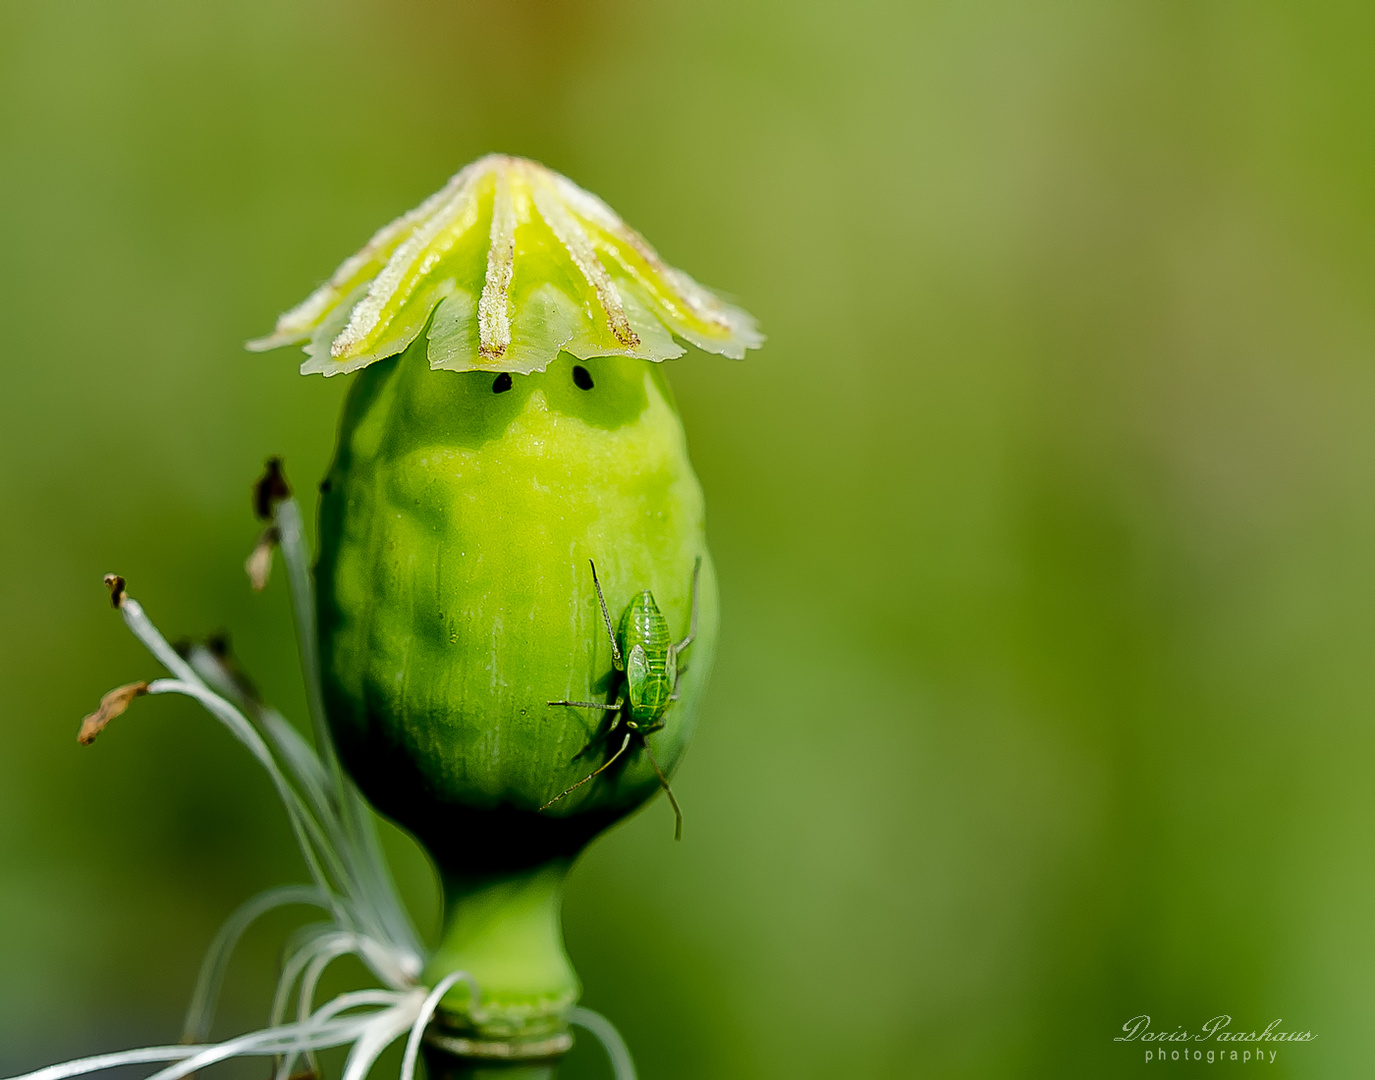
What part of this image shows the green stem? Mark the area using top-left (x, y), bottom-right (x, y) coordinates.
top-left (423, 858), bottom-right (580, 1053)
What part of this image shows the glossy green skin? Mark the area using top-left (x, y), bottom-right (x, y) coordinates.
top-left (620, 592), bottom-right (677, 725)
top-left (315, 336), bottom-right (718, 874)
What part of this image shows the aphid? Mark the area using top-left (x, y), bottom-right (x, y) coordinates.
top-left (543, 557), bottom-right (701, 839)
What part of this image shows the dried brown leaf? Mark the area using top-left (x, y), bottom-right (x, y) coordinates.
top-left (78, 681), bottom-right (150, 745)
top-left (245, 527), bottom-right (279, 591)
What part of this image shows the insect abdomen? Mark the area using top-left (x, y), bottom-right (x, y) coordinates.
top-left (620, 591), bottom-right (674, 721)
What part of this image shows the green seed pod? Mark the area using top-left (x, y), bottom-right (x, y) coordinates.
top-left (252, 155), bottom-right (760, 1061)
top-left (317, 346), bottom-right (715, 871)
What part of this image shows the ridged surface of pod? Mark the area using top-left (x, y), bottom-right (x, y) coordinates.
top-left (315, 336), bottom-right (718, 875)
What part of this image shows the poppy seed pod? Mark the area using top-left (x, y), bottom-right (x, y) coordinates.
top-left (254, 155), bottom-right (760, 1061)
top-left (318, 345), bottom-right (718, 870)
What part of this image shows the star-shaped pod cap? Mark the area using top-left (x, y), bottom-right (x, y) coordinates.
top-left (248, 155), bottom-right (764, 376)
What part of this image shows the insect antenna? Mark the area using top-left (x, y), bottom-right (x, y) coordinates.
top-left (674, 556), bottom-right (702, 655)
top-left (588, 560), bottom-right (624, 671)
top-left (540, 731), bottom-right (632, 810)
top-left (643, 742), bottom-right (683, 841)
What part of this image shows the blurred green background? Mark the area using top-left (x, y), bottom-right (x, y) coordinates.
top-left (2, 1), bottom-right (1374, 1076)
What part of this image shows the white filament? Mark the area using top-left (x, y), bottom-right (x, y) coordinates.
top-left (4, 492), bottom-right (646, 1080)
top-left (399, 971), bottom-right (466, 1080)
top-left (570, 1007), bottom-right (639, 1080)
top-left (182, 884), bottom-right (327, 1043)
top-left (5, 993), bottom-right (418, 1080)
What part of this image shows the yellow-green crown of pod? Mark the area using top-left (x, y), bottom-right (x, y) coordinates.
top-left (247, 154), bottom-right (765, 376)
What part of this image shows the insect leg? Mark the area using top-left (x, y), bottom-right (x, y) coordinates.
top-left (643, 741), bottom-right (683, 842)
top-left (540, 732), bottom-right (633, 810)
top-left (673, 556), bottom-right (702, 655)
top-left (589, 559), bottom-right (624, 671)
top-left (547, 698), bottom-right (623, 710)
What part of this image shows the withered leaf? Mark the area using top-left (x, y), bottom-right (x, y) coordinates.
top-left (245, 527), bottom-right (279, 591)
top-left (78, 681), bottom-right (150, 745)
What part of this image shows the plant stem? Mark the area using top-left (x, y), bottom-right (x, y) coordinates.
top-left (423, 858), bottom-right (579, 1054)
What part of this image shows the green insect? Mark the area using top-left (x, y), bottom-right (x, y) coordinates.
top-left (542, 557), bottom-right (701, 839)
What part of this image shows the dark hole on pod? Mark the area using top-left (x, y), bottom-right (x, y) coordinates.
top-left (572, 365), bottom-right (594, 391)
top-left (319, 478), bottom-right (332, 493)
top-left (492, 372), bottom-right (513, 394)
